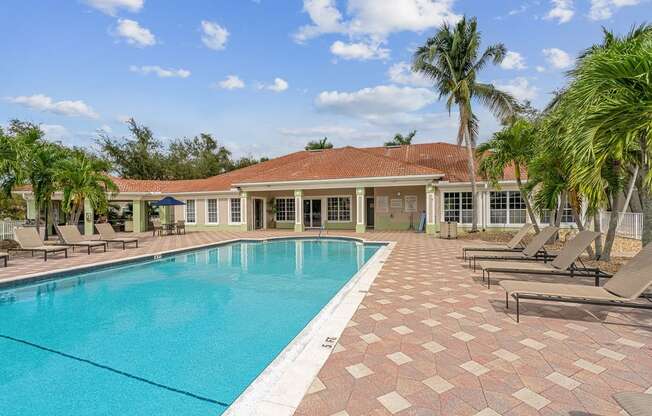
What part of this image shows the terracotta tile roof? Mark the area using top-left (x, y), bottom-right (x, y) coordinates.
top-left (235, 146), bottom-right (443, 184)
top-left (13, 142), bottom-right (520, 195)
top-left (364, 142), bottom-right (521, 182)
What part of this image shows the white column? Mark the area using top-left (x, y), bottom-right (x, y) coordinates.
top-left (294, 190), bottom-right (303, 232)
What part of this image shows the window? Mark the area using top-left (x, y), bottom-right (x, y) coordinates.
top-left (327, 197), bottom-right (351, 222)
top-left (541, 197), bottom-right (573, 224)
top-left (490, 191), bottom-right (526, 224)
top-left (509, 192), bottom-right (527, 224)
top-left (185, 200), bottom-right (196, 223)
top-left (230, 198), bottom-right (241, 224)
top-left (206, 199), bottom-right (218, 224)
top-left (443, 192), bottom-right (473, 224)
top-left (275, 198), bottom-right (295, 222)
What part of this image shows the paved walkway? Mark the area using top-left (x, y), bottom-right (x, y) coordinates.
top-left (1, 230), bottom-right (651, 415)
top-left (293, 233), bottom-right (652, 416)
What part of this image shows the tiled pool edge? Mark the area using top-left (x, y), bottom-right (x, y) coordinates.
top-left (223, 241), bottom-right (395, 416)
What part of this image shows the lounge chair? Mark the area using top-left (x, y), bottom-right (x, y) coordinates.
top-left (0, 251), bottom-right (7, 267)
top-left (501, 242), bottom-right (652, 322)
top-left (462, 223), bottom-right (533, 260)
top-left (478, 230), bottom-right (605, 288)
top-left (10, 227), bottom-right (69, 261)
top-left (95, 223), bottom-right (139, 249)
top-left (56, 225), bottom-right (107, 254)
top-left (613, 392), bottom-right (652, 416)
top-left (468, 226), bottom-right (559, 271)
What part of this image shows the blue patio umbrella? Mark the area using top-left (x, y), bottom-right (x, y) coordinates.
top-left (151, 197), bottom-right (186, 224)
top-left (152, 196), bottom-right (186, 207)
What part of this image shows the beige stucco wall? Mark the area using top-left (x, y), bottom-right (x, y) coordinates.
top-left (373, 186), bottom-right (426, 231)
top-left (171, 195), bottom-right (243, 230)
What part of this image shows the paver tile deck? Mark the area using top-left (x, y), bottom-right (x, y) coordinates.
top-left (1, 230), bottom-right (651, 415)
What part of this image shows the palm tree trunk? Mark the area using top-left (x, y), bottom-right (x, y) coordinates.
top-left (640, 164), bottom-right (652, 246)
top-left (602, 189), bottom-right (622, 261)
top-left (465, 140), bottom-right (479, 232)
top-left (617, 166), bottom-right (638, 227)
top-left (593, 215), bottom-right (603, 258)
top-left (515, 167), bottom-right (539, 232)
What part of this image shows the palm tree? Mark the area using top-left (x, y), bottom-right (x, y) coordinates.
top-left (413, 16), bottom-right (518, 231)
top-left (55, 154), bottom-right (118, 225)
top-left (305, 137), bottom-right (333, 151)
top-left (0, 122), bottom-right (62, 236)
top-left (546, 24), bottom-right (652, 254)
top-left (477, 119), bottom-right (540, 232)
top-left (385, 130), bottom-right (417, 146)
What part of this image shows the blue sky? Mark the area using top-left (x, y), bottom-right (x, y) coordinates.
top-left (0, 0), bottom-right (648, 158)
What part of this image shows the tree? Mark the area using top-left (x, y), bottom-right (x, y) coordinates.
top-left (0, 121), bottom-right (64, 236)
top-left (55, 154), bottom-right (118, 225)
top-left (167, 133), bottom-right (233, 179)
top-left (477, 118), bottom-right (540, 231)
top-left (413, 16), bottom-right (518, 232)
top-left (305, 137), bottom-right (333, 151)
top-left (385, 130), bottom-right (417, 146)
top-left (97, 118), bottom-right (167, 180)
top-left (543, 24), bottom-right (652, 256)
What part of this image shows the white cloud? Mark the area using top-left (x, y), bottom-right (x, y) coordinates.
top-left (7, 94), bottom-right (99, 119)
top-left (129, 65), bottom-right (190, 78)
top-left (201, 20), bottom-right (229, 50)
top-left (494, 77), bottom-right (539, 102)
top-left (83, 0), bottom-right (143, 16)
top-left (115, 19), bottom-right (156, 47)
top-left (294, 0), bottom-right (347, 43)
top-left (544, 0), bottom-right (575, 23)
top-left (387, 62), bottom-right (431, 87)
top-left (215, 75), bottom-right (245, 90)
top-left (543, 47), bottom-right (573, 69)
top-left (41, 124), bottom-right (69, 140)
top-left (330, 40), bottom-right (389, 60)
top-left (266, 78), bottom-right (289, 92)
top-left (315, 85), bottom-right (437, 121)
top-left (536, 65), bottom-right (546, 73)
top-left (589, 0), bottom-right (640, 20)
top-left (294, 0), bottom-right (460, 42)
top-left (500, 51), bottom-right (527, 70)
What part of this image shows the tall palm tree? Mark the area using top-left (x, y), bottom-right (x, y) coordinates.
top-left (413, 16), bottom-right (518, 231)
top-left (55, 154), bottom-right (118, 225)
top-left (305, 137), bottom-right (333, 151)
top-left (549, 24), bottom-right (652, 251)
top-left (477, 118), bottom-right (540, 232)
top-left (385, 130), bottom-right (417, 146)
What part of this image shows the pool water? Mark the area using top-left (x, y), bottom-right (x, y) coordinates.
top-left (0, 238), bottom-right (381, 415)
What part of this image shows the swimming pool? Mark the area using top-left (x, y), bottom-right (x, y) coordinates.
top-left (0, 238), bottom-right (382, 415)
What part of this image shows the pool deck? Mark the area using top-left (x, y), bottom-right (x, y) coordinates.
top-left (2, 230), bottom-right (651, 415)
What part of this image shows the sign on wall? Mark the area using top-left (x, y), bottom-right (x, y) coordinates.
top-left (390, 198), bottom-right (402, 209)
top-left (375, 196), bottom-right (389, 213)
top-left (405, 195), bottom-right (417, 212)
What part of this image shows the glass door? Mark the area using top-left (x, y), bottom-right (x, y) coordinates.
top-left (303, 199), bottom-right (322, 228)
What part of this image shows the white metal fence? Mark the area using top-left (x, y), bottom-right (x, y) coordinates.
top-left (0, 220), bottom-right (26, 240)
top-left (599, 211), bottom-right (643, 240)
